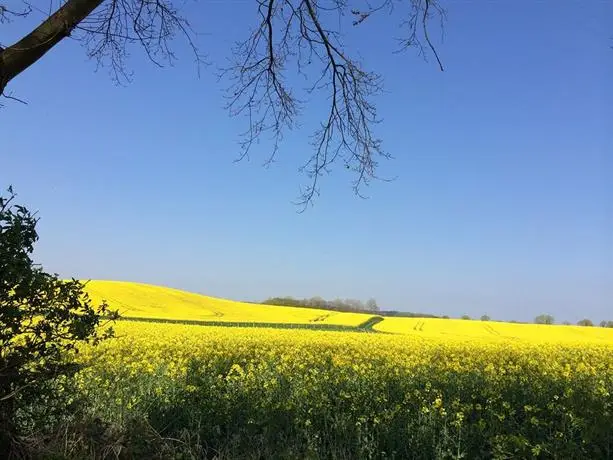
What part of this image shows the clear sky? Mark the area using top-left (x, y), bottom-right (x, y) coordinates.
top-left (2, 0), bottom-right (611, 323)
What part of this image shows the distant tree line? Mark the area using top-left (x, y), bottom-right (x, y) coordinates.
top-left (262, 296), bottom-right (379, 312)
top-left (261, 296), bottom-right (439, 318)
top-left (261, 297), bottom-right (613, 326)
top-left (534, 315), bottom-right (613, 327)
top-left (464, 314), bottom-right (613, 328)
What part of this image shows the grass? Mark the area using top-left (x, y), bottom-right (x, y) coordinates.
top-left (117, 314), bottom-right (384, 332)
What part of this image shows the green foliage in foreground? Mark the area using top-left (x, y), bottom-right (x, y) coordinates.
top-left (0, 187), bottom-right (116, 456)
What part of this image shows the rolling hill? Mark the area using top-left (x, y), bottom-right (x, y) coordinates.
top-left (83, 280), bottom-right (375, 327)
top-left (82, 280), bottom-right (613, 343)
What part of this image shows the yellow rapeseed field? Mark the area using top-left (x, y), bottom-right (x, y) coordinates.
top-left (74, 321), bottom-right (613, 458)
top-left (70, 281), bottom-right (613, 456)
top-left (374, 317), bottom-right (613, 343)
top-left (83, 280), bottom-right (373, 326)
top-left (84, 281), bottom-right (613, 345)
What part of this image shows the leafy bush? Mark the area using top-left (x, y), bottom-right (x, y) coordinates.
top-left (0, 187), bottom-right (117, 455)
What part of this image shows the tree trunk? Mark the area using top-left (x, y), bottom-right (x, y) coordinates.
top-left (0, 0), bottom-right (104, 94)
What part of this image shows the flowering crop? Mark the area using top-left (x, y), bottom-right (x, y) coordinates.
top-left (72, 321), bottom-right (613, 458)
top-left (375, 317), bottom-right (613, 344)
top-left (83, 280), bottom-right (373, 327)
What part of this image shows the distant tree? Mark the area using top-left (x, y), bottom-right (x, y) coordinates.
top-left (0, 187), bottom-right (118, 454)
top-left (599, 320), bottom-right (613, 328)
top-left (577, 319), bottom-right (594, 327)
top-left (344, 299), bottom-right (365, 311)
top-left (562, 321), bottom-right (572, 325)
top-left (328, 298), bottom-right (343, 310)
top-left (442, 315), bottom-right (450, 319)
top-left (534, 314), bottom-right (555, 325)
top-left (461, 315), bottom-right (471, 320)
top-left (365, 298), bottom-right (379, 312)
top-left (480, 314), bottom-right (491, 321)
top-left (262, 296), bottom-right (301, 307)
top-left (307, 296), bottom-right (327, 309)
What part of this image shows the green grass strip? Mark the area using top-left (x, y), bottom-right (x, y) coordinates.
top-left (116, 315), bottom-right (384, 333)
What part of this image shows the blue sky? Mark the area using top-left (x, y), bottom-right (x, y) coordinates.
top-left (2, 0), bottom-right (611, 322)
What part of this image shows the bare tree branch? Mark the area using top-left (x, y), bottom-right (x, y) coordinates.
top-left (422, 0), bottom-right (445, 71)
top-left (396, 0), bottom-right (446, 71)
top-left (75, 0), bottom-right (205, 85)
top-left (223, 0), bottom-right (443, 208)
top-left (1, 0), bottom-right (445, 209)
top-left (1, 90), bottom-right (27, 105)
top-left (0, 0), bottom-right (204, 94)
top-left (0, 0), bottom-right (106, 95)
top-left (0, 3), bottom-right (32, 24)
top-left (221, 0), bottom-right (299, 167)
